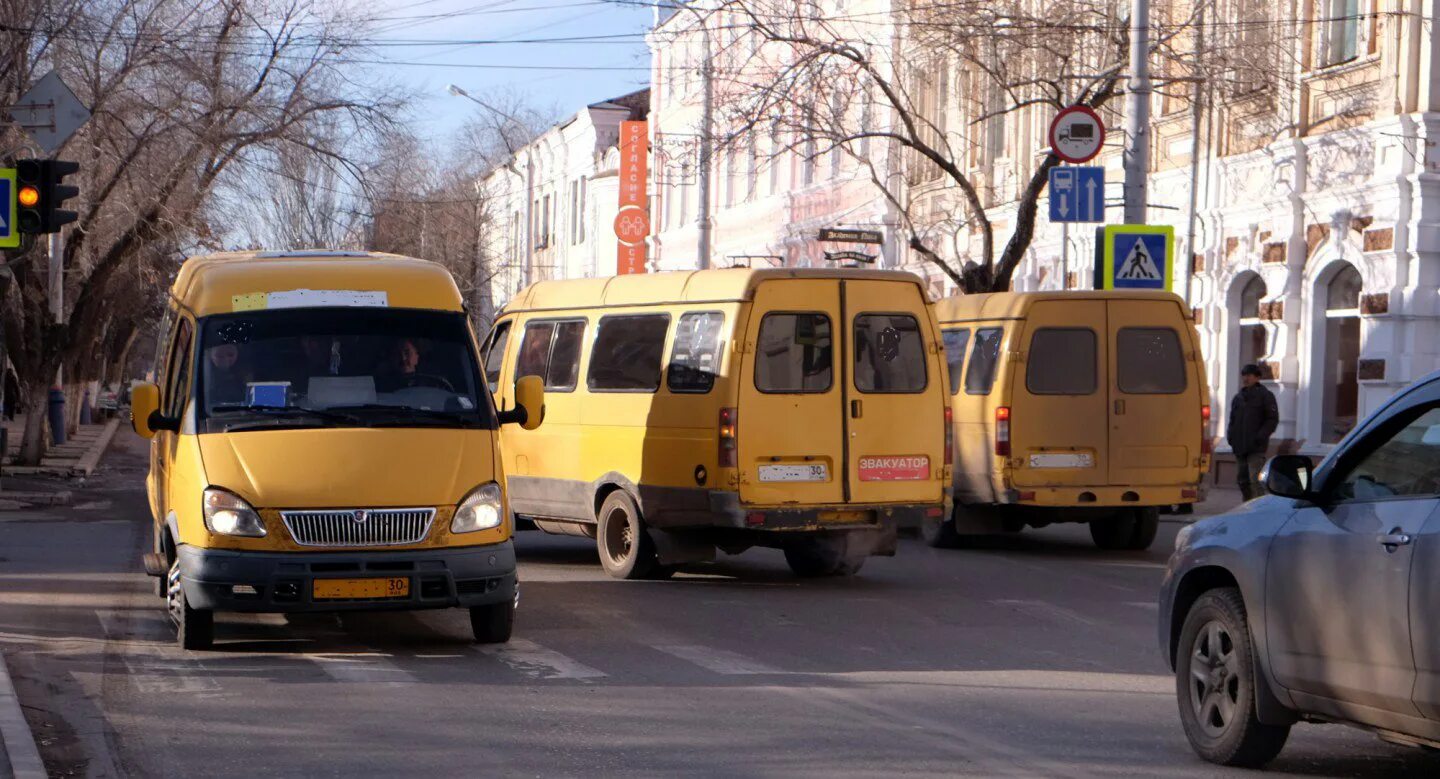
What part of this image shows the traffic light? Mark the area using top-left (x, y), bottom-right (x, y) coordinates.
top-left (14, 158), bottom-right (79, 234)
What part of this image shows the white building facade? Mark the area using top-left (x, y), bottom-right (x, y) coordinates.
top-left (1002, 4), bottom-right (1440, 455)
top-left (645, 1), bottom-right (908, 276)
top-left (480, 90), bottom-right (649, 308)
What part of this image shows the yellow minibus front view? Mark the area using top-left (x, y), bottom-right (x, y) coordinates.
top-left (131, 250), bottom-right (542, 650)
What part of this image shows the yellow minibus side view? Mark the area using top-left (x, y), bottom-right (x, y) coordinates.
top-left (482, 268), bottom-right (952, 579)
top-left (132, 250), bottom-right (542, 650)
top-left (930, 290), bottom-right (1208, 551)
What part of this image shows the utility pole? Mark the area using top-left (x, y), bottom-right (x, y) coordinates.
top-left (1181, 1), bottom-right (1206, 306)
top-left (1122, 0), bottom-right (1151, 225)
top-left (48, 231), bottom-right (65, 445)
top-left (695, 8), bottom-right (714, 270)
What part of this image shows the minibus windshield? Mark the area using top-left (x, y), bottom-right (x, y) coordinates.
top-left (195, 307), bottom-right (494, 432)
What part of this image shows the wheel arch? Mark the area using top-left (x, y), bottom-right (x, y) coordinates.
top-left (1169, 566), bottom-right (1298, 726)
top-left (591, 472), bottom-right (642, 520)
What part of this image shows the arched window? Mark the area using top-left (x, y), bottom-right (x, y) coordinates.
top-left (1238, 275), bottom-right (1267, 367)
top-left (1322, 263), bottom-right (1362, 442)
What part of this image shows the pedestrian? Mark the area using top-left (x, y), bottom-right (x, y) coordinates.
top-left (1227, 363), bottom-right (1279, 501)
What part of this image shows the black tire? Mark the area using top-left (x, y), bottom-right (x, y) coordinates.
top-left (1175, 587), bottom-right (1290, 767)
top-left (469, 599), bottom-right (515, 644)
top-left (596, 491), bottom-right (659, 580)
top-left (783, 536), bottom-right (865, 577)
top-left (1129, 507), bottom-right (1160, 550)
top-left (1090, 508), bottom-right (1159, 551)
top-left (166, 559), bottom-right (213, 651)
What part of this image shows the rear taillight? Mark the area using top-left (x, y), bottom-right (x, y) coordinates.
top-left (718, 407), bottom-right (738, 468)
top-left (995, 406), bottom-right (1011, 457)
top-left (943, 406), bottom-right (954, 466)
top-left (1201, 404), bottom-right (1213, 454)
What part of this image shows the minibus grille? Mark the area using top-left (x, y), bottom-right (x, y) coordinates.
top-left (280, 508), bottom-right (436, 547)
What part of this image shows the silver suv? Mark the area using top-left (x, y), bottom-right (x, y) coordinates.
top-left (1159, 372), bottom-right (1440, 766)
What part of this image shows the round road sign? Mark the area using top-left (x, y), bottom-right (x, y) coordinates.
top-left (1048, 105), bottom-right (1105, 164)
top-left (614, 206), bottom-right (650, 246)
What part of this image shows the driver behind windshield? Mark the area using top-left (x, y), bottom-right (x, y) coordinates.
top-left (378, 338), bottom-right (451, 392)
top-left (204, 343), bottom-right (250, 406)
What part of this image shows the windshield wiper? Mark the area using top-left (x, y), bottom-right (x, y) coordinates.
top-left (326, 404), bottom-right (482, 426)
top-left (210, 405), bottom-right (364, 425)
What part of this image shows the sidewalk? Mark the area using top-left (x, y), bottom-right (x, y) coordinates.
top-left (1, 416), bottom-right (122, 509)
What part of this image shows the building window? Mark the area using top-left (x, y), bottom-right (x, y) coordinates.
top-left (746, 134), bottom-right (758, 201)
top-left (802, 135), bottom-right (816, 185)
top-left (578, 177), bottom-right (586, 239)
top-left (1322, 264), bottom-right (1363, 443)
top-left (541, 194), bottom-right (551, 249)
top-left (1239, 275), bottom-right (1268, 367)
top-left (1322, 0), bottom-right (1361, 67)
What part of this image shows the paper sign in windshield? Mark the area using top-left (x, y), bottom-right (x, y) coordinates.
top-left (231, 289), bottom-right (388, 312)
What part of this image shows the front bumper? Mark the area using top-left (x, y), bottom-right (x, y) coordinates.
top-left (177, 542), bottom-right (516, 613)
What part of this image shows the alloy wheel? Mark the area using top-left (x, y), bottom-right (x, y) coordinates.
top-left (1189, 620), bottom-right (1241, 738)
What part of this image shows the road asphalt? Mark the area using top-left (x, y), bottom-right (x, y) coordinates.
top-left (1, 431), bottom-right (1436, 777)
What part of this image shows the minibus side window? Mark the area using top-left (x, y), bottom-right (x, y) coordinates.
top-left (755, 313), bottom-right (833, 393)
top-left (588, 315), bottom-right (669, 392)
top-left (516, 322), bottom-right (556, 382)
top-left (164, 319), bottom-right (195, 417)
top-left (854, 314), bottom-right (927, 393)
top-left (964, 327), bottom-right (1004, 395)
top-left (942, 329), bottom-right (970, 396)
top-left (668, 311), bottom-right (725, 393)
top-left (1117, 327), bottom-right (1187, 394)
top-left (1026, 328), bottom-right (1097, 395)
top-left (546, 321), bottom-right (585, 391)
top-left (481, 321), bottom-right (511, 392)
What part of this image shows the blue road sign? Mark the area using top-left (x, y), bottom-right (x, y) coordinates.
top-left (1048, 166), bottom-right (1104, 223)
top-left (1101, 225), bottom-right (1174, 291)
top-left (0, 170), bottom-right (16, 249)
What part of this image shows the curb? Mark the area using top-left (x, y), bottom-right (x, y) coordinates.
top-left (71, 418), bottom-right (121, 477)
top-left (0, 652), bottom-right (46, 779)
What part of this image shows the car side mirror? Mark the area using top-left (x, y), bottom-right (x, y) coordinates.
top-left (131, 383), bottom-right (162, 438)
top-left (498, 375), bottom-right (544, 430)
top-left (1262, 454), bottom-right (1314, 500)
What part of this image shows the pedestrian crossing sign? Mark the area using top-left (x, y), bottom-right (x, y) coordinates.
top-left (1100, 224), bottom-right (1174, 291)
top-left (0, 169), bottom-right (17, 249)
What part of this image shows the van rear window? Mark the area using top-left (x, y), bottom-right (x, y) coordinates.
top-left (965, 328), bottom-right (1004, 395)
top-left (942, 329), bottom-right (970, 396)
top-left (854, 314), bottom-right (927, 393)
top-left (669, 312), bottom-right (725, 393)
top-left (1117, 327), bottom-right (1187, 394)
top-left (1026, 328), bottom-right (1097, 395)
top-left (589, 315), bottom-right (669, 392)
top-left (755, 313), bottom-right (832, 393)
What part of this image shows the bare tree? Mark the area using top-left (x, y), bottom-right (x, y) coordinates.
top-left (690, 0), bottom-right (1289, 292)
top-left (1, 0), bottom-right (400, 464)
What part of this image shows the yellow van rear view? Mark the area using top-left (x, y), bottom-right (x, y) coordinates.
top-left (932, 291), bottom-right (1208, 551)
top-left (483, 268), bottom-right (951, 578)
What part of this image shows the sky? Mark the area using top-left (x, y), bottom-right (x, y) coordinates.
top-left (358, 0), bottom-right (658, 142)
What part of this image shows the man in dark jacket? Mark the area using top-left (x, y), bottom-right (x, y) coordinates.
top-left (1227, 364), bottom-right (1280, 500)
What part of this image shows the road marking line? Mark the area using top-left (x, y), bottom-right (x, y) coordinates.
top-left (311, 654), bottom-right (417, 685)
top-left (95, 610), bottom-right (224, 694)
top-left (475, 638), bottom-right (606, 680)
top-left (651, 643), bottom-right (781, 675)
top-left (989, 599), bottom-right (1101, 627)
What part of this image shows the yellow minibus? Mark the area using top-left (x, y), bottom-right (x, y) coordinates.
top-left (483, 268), bottom-right (951, 579)
top-left (132, 250), bottom-right (542, 649)
top-left (931, 290), bottom-right (1208, 550)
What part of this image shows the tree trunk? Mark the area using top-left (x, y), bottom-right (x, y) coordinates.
top-left (17, 380), bottom-right (49, 465)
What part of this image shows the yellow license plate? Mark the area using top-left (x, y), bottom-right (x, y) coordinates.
top-left (313, 577), bottom-right (410, 600)
top-left (818, 510), bottom-right (871, 524)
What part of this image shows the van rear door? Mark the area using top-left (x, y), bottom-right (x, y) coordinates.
top-left (844, 279), bottom-right (945, 505)
top-left (1009, 299), bottom-right (1109, 488)
top-left (738, 280), bottom-right (846, 505)
top-left (1106, 299), bottom-right (1202, 486)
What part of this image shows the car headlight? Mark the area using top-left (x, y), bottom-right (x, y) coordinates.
top-left (203, 488), bottom-right (267, 537)
top-left (452, 482), bottom-right (504, 533)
